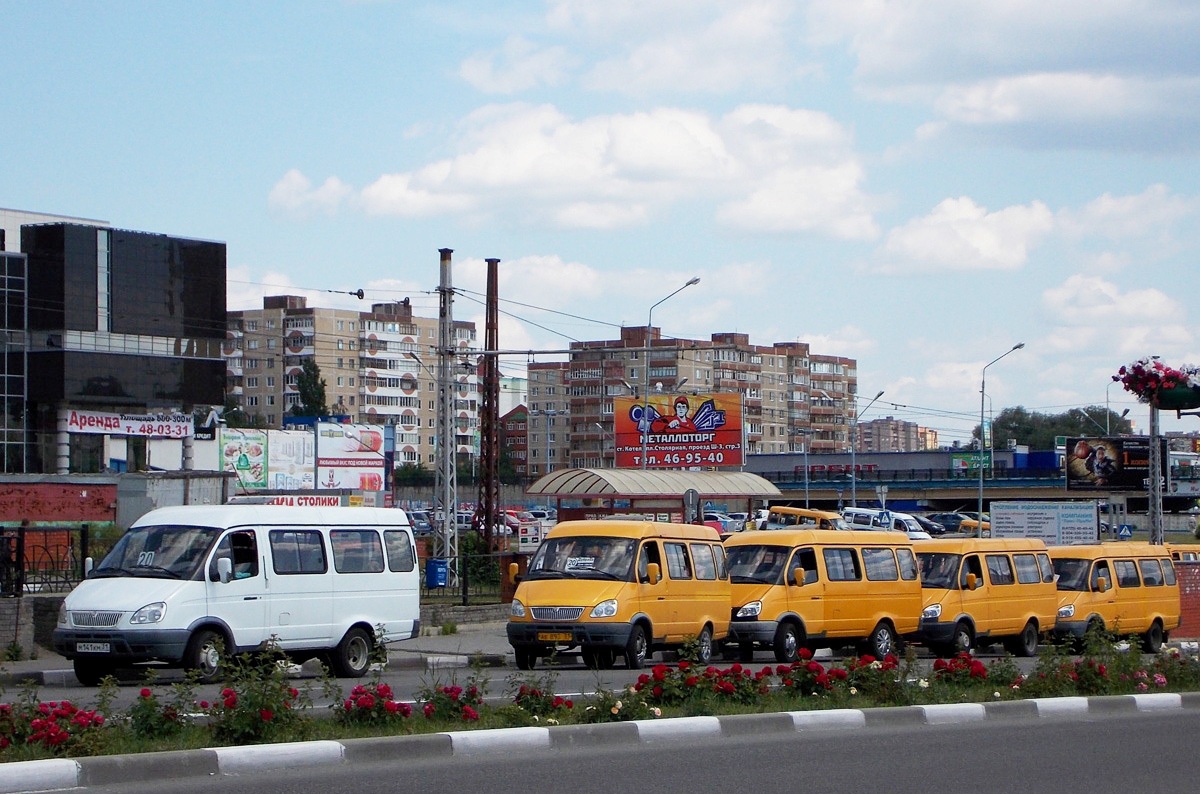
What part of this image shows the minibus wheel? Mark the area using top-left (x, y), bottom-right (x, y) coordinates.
top-left (951, 621), bottom-right (973, 655)
top-left (864, 621), bottom-right (897, 658)
top-left (184, 628), bottom-right (226, 683)
top-left (1142, 621), bottom-right (1164, 654)
top-left (696, 626), bottom-right (714, 664)
top-left (773, 623), bottom-right (801, 663)
top-left (1007, 621), bottom-right (1039, 657)
top-left (331, 627), bottom-right (374, 677)
top-left (624, 624), bottom-right (648, 669)
top-left (514, 646), bottom-right (538, 670)
top-left (581, 647), bottom-right (615, 669)
top-left (73, 658), bottom-right (116, 687)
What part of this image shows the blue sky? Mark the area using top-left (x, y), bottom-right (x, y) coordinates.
top-left (5, 1), bottom-right (1200, 444)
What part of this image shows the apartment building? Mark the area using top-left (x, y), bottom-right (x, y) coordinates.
top-left (856, 416), bottom-right (938, 453)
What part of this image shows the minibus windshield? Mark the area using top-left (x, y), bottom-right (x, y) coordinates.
top-left (726, 545), bottom-right (789, 584)
top-left (526, 536), bottom-right (635, 581)
top-left (1052, 558), bottom-right (1091, 592)
top-left (917, 552), bottom-right (961, 589)
top-left (91, 525), bottom-right (220, 581)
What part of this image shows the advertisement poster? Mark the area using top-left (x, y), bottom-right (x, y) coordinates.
top-left (991, 501), bottom-right (1099, 545)
top-left (219, 428), bottom-right (268, 490)
top-left (1065, 436), bottom-right (1166, 493)
top-left (315, 422), bottom-right (387, 491)
top-left (66, 408), bottom-right (194, 438)
top-left (613, 393), bottom-right (743, 468)
top-left (266, 430), bottom-right (315, 490)
top-left (950, 452), bottom-right (991, 472)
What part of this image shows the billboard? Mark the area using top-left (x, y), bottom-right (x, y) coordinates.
top-left (991, 501), bottom-right (1099, 545)
top-left (613, 393), bottom-right (743, 469)
top-left (1064, 436), bottom-right (1167, 493)
top-left (219, 428), bottom-right (268, 490)
top-left (315, 423), bottom-right (387, 491)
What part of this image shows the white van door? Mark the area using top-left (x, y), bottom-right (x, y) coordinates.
top-left (266, 528), bottom-right (335, 647)
top-left (205, 529), bottom-right (268, 650)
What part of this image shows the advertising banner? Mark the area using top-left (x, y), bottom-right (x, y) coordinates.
top-left (1065, 436), bottom-right (1167, 493)
top-left (613, 393), bottom-right (743, 468)
top-left (315, 423), bottom-right (387, 490)
top-left (66, 408), bottom-right (194, 438)
top-left (219, 428), bottom-right (268, 490)
top-left (991, 501), bottom-right (1100, 545)
top-left (950, 451), bottom-right (991, 472)
top-left (266, 430), bottom-right (315, 490)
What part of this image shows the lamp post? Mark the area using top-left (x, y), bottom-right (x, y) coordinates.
top-left (978, 342), bottom-right (1025, 536)
top-left (793, 428), bottom-right (815, 508)
top-left (640, 277), bottom-right (700, 469)
top-left (850, 390), bottom-right (885, 507)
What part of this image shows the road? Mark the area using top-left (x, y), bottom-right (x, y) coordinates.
top-left (74, 708), bottom-right (1200, 794)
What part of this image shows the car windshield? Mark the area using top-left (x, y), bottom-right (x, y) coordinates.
top-left (1053, 558), bottom-right (1091, 592)
top-left (917, 552), bottom-right (961, 589)
top-left (91, 524), bottom-right (220, 580)
top-left (726, 544), bottom-right (790, 584)
top-left (526, 536), bottom-right (635, 580)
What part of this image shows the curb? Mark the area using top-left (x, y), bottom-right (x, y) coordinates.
top-left (2, 693), bottom-right (1197, 793)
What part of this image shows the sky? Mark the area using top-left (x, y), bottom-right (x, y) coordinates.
top-left (5, 1), bottom-right (1200, 446)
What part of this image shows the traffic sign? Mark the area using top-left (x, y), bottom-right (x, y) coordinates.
top-left (1117, 525), bottom-right (1134, 540)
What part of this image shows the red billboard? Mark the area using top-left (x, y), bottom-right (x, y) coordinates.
top-left (613, 393), bottom-right (744, 468)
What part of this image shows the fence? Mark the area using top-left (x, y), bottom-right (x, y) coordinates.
top-left (420, 549), bottom-right (530, 606)
top-left (0, 524), bottom-right (118, 597)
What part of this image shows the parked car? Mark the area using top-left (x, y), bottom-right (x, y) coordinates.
top-left (926, 512), bottom-right (969, 533)
top-left (704, 512), bottom-right (744, 534)
top-left (912, 514), bottom-right (947, 536)
top-left (409, 510), bottom-right (434, 535)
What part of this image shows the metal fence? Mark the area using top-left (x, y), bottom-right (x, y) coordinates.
top-left (420, 550), bottom-right (529, 605)
top-left (0, 524), bottom-right (116, 597)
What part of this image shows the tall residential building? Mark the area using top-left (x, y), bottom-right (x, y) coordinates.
top-left (226, 296), bottom-right (478, 467)
top-left (566, 326), bottom-right (857, 468)
top-left (856, 416), bottom-right (937, 452)
top-left (526, 361), bottom-right (570, 477)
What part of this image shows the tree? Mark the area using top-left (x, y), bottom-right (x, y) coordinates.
top-left (393, 462), bottom-right (434, 487)
top-left (978, 405), bottom-right (1135, 450)
top-left (291, 358), bottom-right (328, 417)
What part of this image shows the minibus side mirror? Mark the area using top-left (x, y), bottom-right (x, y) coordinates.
top-left (1095, 576), bottom-right (1110, 593)
top-left (646, 563), bottom-right (661, 586)
top-left (217, 557), bottom-right (233, 584)
top-left (965, 573), bottom-right (979, 591)
top-left (508, 562), bottom-right (521, 585)
top-left (792, 568), bottom-right (806, 587)
top-left (84, 557), bottom-right (94, 577)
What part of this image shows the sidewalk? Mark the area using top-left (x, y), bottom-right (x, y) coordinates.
top-left (0, 622), bottom-right (516, 688)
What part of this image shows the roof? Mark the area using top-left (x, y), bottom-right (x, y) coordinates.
top-left (526, 468), bottom-right (782, 499)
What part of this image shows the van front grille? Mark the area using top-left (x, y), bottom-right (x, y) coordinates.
top-left (531, 607), bottom-right (584, 621)
top-left (71, 611), bottom-right (122, 628)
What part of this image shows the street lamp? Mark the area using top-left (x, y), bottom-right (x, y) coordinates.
top-left (850, 390), bottom-right (885, 507)
top-left (978, 342), bottom-right (1025, 535)
top-left (793, 428), bottom-right (816, 508)
top-left (640, 277), bottom-right (700, 469)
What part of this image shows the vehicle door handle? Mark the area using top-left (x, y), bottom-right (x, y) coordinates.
top-left (243, 596), bottom-right (259, 601)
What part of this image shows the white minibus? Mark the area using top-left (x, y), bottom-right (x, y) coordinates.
top-left (53, 504), bottom-right (420, 685)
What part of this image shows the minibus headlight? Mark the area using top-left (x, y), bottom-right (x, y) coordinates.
top-left (1058, 604), bottom-right (1075, 619)
top-left (590, 599), bottom-right (618, 618)
top-left (57, 602), bottom-right (68, 626)
top-left (736, 600), bottom-right (762, 619)
top-left (130, 602), bottom-right (167, 625)
top-left (921, 604), bottom-right (942, 620)
top-left (510, 599), bottom-right (526, 618)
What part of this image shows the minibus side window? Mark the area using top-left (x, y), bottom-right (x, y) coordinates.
top-left (1138, 558), bottom-right (1164, 587)
top-left (270, 530), bottom-right (328, 575)
top-left (664, 542), bottom-right (692, 580)
top-left (384, 530), bottom-right (415, 572)
top-left (960, 555), bottom-right (983, 589)
top-left (792, 548), bottom-right (819, 584)
top-left (985, 555), bottom-right (1015, 585)
top-left (896, 548), bottom-right (918, 581)
top-left (1162, 559), bottom-right (1177, 586)
top-left (1114, 559), bottom-right (1140, 588)
top-left (862, 548), bottom-right (899, 581)
top-left (823, 548), bottom-right (861, 582)
top-left (1036, 553), bottom-right (1055, 583)
top-left (690, 543), bottom-right (718, 580)
top-left (331, 530), bottom-right (385, 574)
top-left (1013, 554), bottom-right (1041, 584)
top-left (712, 544), bottom-right (728, 580)
top-left (638, 541), bottom-right (662, 583)
top-left (1091, 560), bottom-right (1111, 590)
top-left (210, 531), bottom-right (259, 581)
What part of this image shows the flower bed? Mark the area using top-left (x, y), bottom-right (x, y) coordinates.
top-left (1114, 358), bottom-right (1200, 410)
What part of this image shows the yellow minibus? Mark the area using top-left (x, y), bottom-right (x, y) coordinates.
top-left (1049, 543), bottom-right (1180, 652)
top-left (724, 529), bottom-right (920, 662)
top-left (506, 520), bottom-right (729, 670)
top-left (914, 537), bottom-right (1057, 657)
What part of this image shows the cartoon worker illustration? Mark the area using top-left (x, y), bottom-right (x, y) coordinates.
top-left (653, 396), bottom-right (697, 432)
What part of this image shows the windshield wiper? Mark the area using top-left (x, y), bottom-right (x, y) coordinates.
top-left (526, 569), bottom-right (568, 579)
top-left (573, 569), bottom-right (622, 580)
top-left (730, 574), bottom-right (773, 584)
top-left (132, 565), bottom-right (183, 579)
top-left (90, 566), bottom-right (139, 578)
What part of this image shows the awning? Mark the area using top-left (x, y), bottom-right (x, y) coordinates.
top-left (526, 468), bottom-right (781, 499)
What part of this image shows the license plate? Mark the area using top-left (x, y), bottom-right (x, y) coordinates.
top-left (537, 632), bottom-right (572, 642)
top-left (76, 642), bottom-right (110, 654)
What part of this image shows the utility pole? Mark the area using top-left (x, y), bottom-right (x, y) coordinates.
top-left (478, 258), bottom-right (501, 551)
top-left (435, 248), bottom-right (458, 586)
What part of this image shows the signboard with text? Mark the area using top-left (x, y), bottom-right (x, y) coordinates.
top-left (613, 393), bottom-right (743, 469)
top-left (219, 428), bottom-right (268, 490)
top-left (315, 422), bottom-right (387, 490)
top-left (1065, 436), bottom-right (1167, 493)
top-left (991, 501), bottom-right (1100, 545)
top-left (66, 409), bottom-right (194, 438)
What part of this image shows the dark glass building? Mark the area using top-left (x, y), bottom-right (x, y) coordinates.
top-left (15, 224), bottom-right (226, 472)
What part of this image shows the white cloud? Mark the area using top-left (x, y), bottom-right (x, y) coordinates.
top-left (876, 196), bottom-right (1053, 273)
top-left (459, 35), bottom-right (572, 94)
top-left (1057, 184), bottom-right (1197, 242)
top-left (1041, 274), bottom-right (1192, 357)
top-left (267, 169), bottom-right (352, 216)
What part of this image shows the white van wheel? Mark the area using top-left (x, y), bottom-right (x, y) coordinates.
top-left (332, 627), bottom-right (374, 678)
top-left (185, 629), bottom-right (225, 683)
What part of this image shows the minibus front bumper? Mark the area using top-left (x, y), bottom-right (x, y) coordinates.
top-left (52, 628), bottom-right (191, 663)
top-left (1052, 619), bottom-right (1089, 639)
top-left (914, 618), bottom-right (957, 645)
top-left (727, 619), bottom-right (779, 644)
top-left (507, 621), bottom-right (633, 650)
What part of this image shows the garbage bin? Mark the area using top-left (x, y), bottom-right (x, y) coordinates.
top-left (425, 558), bottom-right (449, 589)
